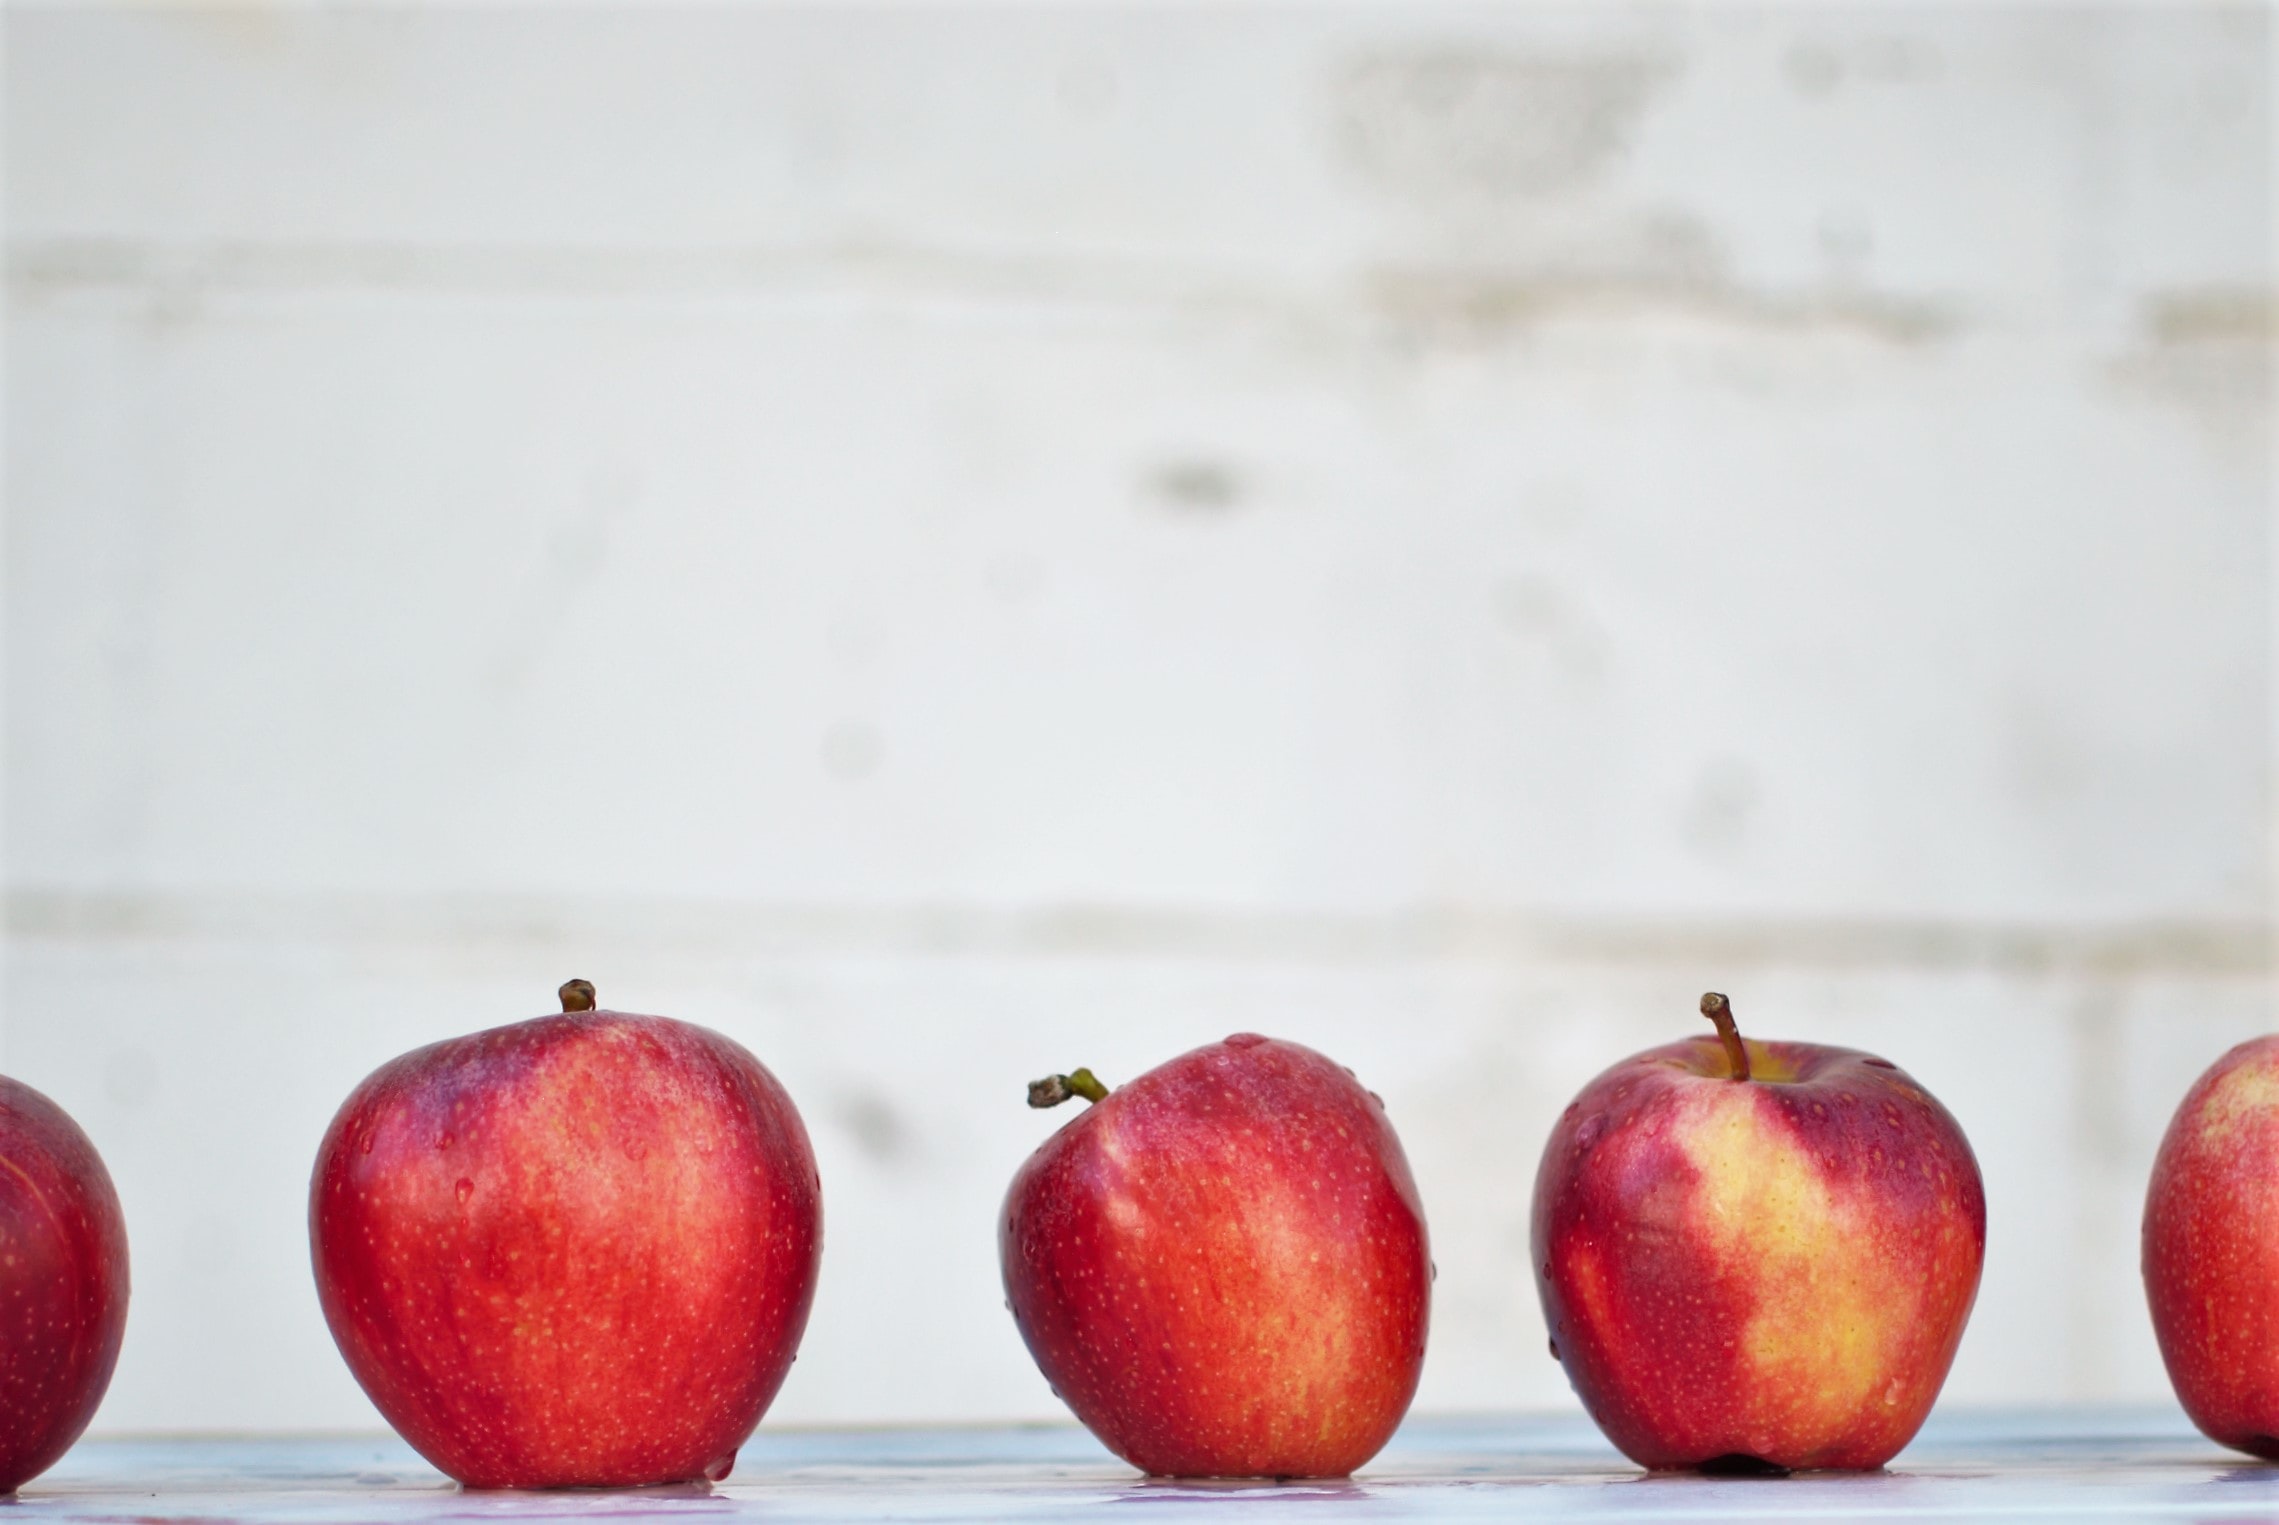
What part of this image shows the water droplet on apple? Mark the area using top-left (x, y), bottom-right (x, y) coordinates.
top-left (1548, 1337), bottom-right (1561, 1362)
top-left (438, 1132), bottom-right (455, 1151)
top-left (704, 1449), bottom-right (737, 1483)
top-left (358, 1131), bottom-right (375, 1156)
top-left (1864, 1057), bottom-right (1897, 1070)
top-left (1575, 1116), bottom-right (1606, 1149)
top-left (1224, 1033), bottom-right (1266, 1049)
top-left (455, 1177), bottom-right (473, 1205)
top-left (1367, 1090), bottom-right (1384, 1108)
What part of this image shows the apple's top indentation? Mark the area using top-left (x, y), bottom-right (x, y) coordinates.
top-left (559, 979), bottom-right (598, 1013)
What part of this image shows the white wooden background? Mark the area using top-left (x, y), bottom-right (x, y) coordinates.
top-left (4, 5), bottom-right (2270, 1432)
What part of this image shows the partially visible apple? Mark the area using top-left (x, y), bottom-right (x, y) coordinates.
top-left (1533, 994), bottom-right (1984, 1471)
top-left (0, 1076), bottom-right (130, 1495)
top-left (310, 981), bottom-right (821, 1488)
top-left (1001, 1035), bottom-right (1430, 1478)
top-left (2144, 1035), bottom-right (2279, 1457)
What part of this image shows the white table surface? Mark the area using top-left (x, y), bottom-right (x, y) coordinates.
top-left (18, 1410), bottom-right (2279, 1521)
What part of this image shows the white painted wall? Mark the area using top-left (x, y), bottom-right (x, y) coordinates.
top-left (3, 4), bottom-right (2270, 1435)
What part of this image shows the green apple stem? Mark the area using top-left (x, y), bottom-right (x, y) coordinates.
top-left (1699, 992), bottom-right (1751, 1082)
top-left (1027, 1068), bottom-right (1110, 1108)
top-left (560, 979), bottom-right (597, 1013)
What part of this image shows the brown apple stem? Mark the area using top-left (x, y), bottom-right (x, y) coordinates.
top-left (1699, 992), bottom-right (1751, 1082)
top-left (1027, 1068), bottom-right (1110, 1108)
top-left (559, 979), bottom-right (597, 1013)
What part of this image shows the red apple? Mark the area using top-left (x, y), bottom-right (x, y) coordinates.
top-left (309, 980), bottom-right (821, 1488)
top-left (2144, 1035), bottom-right (2279, 1457)
top-left (1533, 994), bottom-right (1984, 1471)
top-left (0, 1076), bottom-right (130, 1495)
top-left (1001, 1034), bottom-right (1430, 1478)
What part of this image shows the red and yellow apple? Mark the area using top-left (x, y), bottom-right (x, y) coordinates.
top-left (1532, 994), bottom-right (1984, 1471)
top-left (0, 1076), bottom-right (130, 1495)
top-left (1001, 1035), bottom-right (1430, 1477)
top-left (2144, 1035), bottom-right (2279, 1457)
top-left (309, 981), bottom-right (821, 1488)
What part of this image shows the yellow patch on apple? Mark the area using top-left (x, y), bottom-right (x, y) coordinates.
top-left (1680, 1090), bottom-right (1907, 1423)
top-left (2193, 1058), bottom-right (2279, 1148)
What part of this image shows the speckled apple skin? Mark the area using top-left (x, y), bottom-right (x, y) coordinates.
top-left (2144, 1035), bottom-right (2279, 1458)
top-left (310, 1011), bottom-right (821, 1489)
top-left (0, 1077), bottom-right (130, 1495)
top-left (1533, 1036), bottom-right (1983, 1471)
top-left (1001, 1035), bottom-right (1430, 1479)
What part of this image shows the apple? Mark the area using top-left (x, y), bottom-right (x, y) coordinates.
top-left (2144, 1035), bottom-right (2279, 1457)
top-left (1532, 993), bottom-right (1984, 1471)
top-left (0, 1076), bottom-right (130, 1495)
top-left (1001, 1034), bottom-right (1430, 1478)
top-left (309, 980), bottom-right (821, 1488)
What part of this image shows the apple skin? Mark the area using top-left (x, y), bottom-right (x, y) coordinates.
top-left (1533, 1028), bottom-right (1984, 1471)
top-left (1001, 1035), bottom-right (1430, 1478)
top-left (2144, 1035), bottom-right (2279, 1458)
top-left (0, 1077), bottom-right (130, 1495)
top-left (310, 1005), bottom-right (821, 1489)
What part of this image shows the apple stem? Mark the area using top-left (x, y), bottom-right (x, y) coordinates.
top-left (1027, 1068), bottom-right (1110, 1108)
top-left (560, 979), bottom-right (597, 1013)
top-left (1699, 992), bottom-right (1751, 1082)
